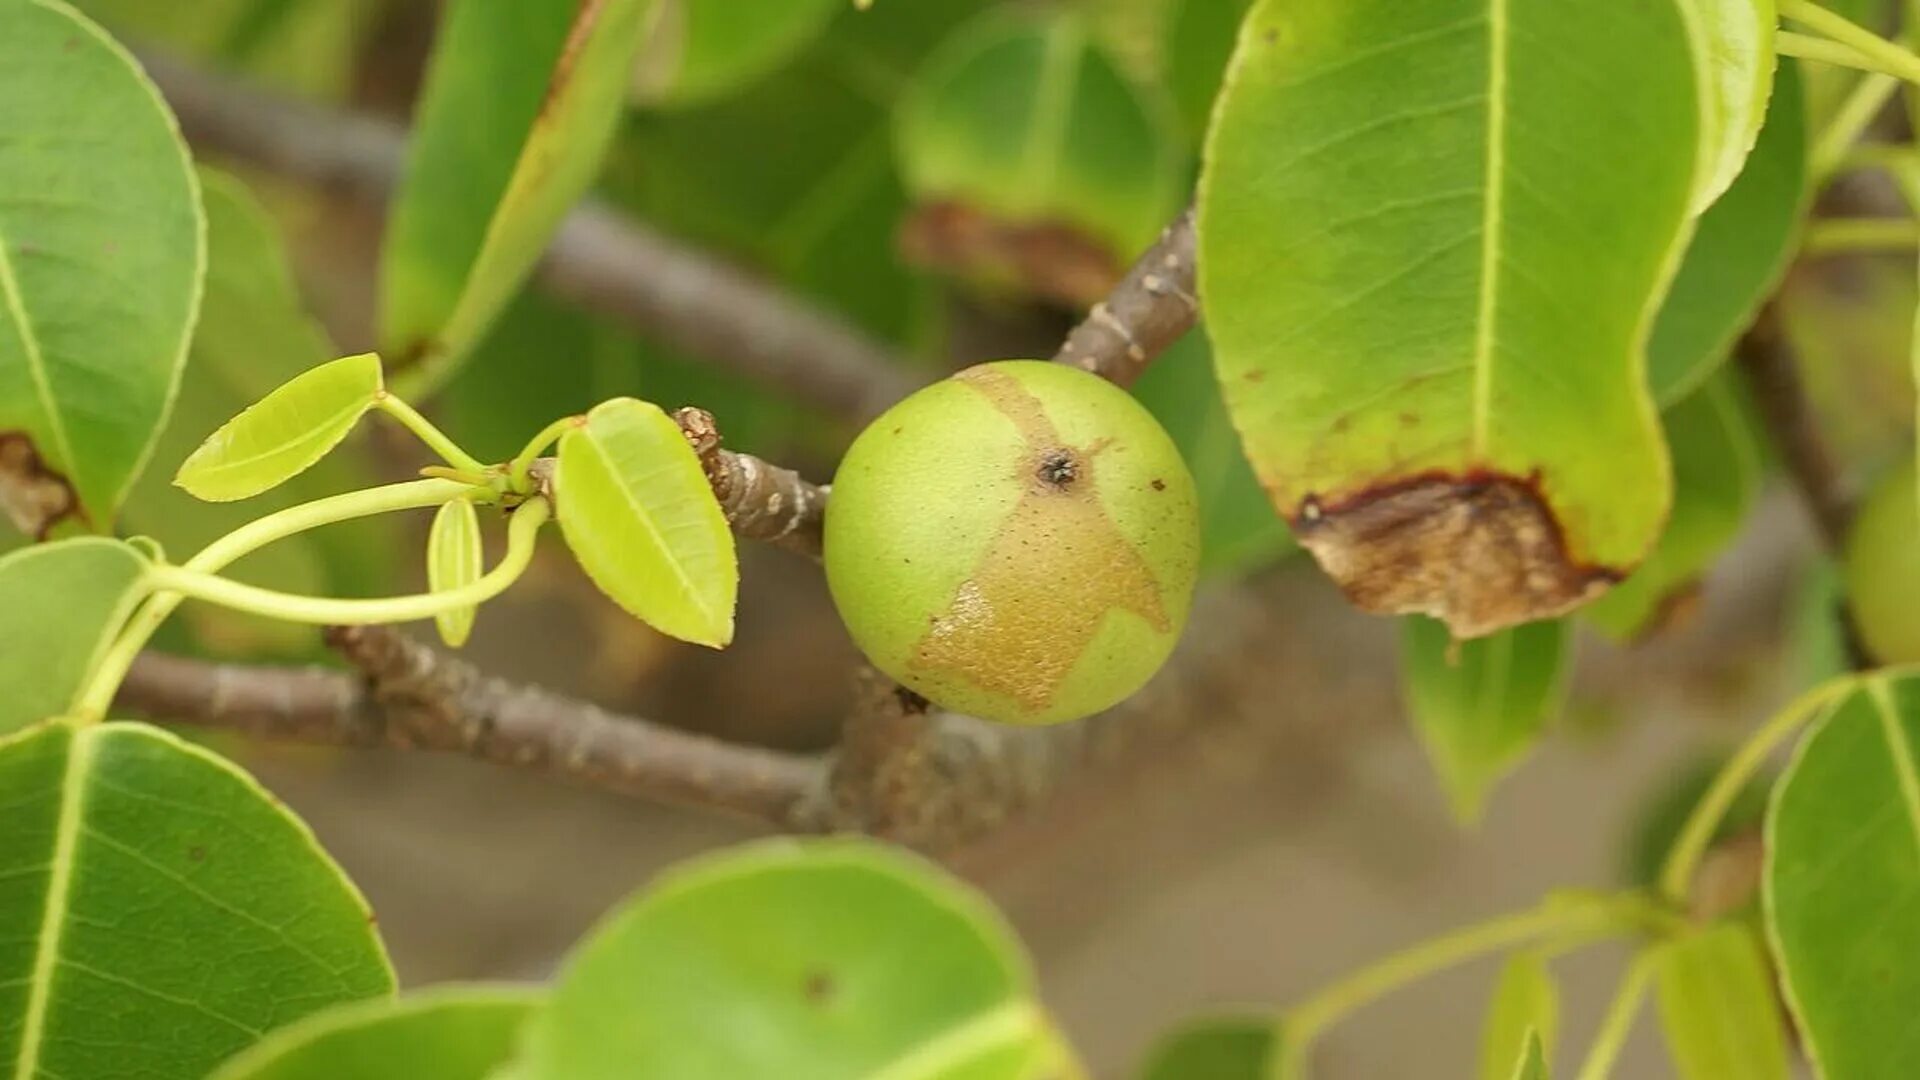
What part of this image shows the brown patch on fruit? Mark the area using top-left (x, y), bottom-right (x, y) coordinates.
top-left (899, 202), bottom-right (1123, 309)
top-left (909, 367), bottom-right (1168, 714)
top-left (0, 432), bottom-right (82, 539)
top-left (1291, 471), bottom-right (1618, 638)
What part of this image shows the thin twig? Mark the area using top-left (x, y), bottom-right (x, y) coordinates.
top-left (116, 643), bottom-right (830, 827)
top-left (674, 407), bottom-right (826, 558)
top-left (1733, 304), bottom-right (1856, 551)
top-left (1052, 208), bottom-right (1201, 385)
top-left (139, 51), bottom-right (917, 424)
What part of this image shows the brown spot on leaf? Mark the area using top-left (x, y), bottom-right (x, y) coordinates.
top-left (1291, 471), bottom-right (1618, 638)
top-left (0, 432), bottom-right (82, 539)
top-left (541, 0), bottom-right (610, 121)
top-left (899, 201), bottom-right (1123, 309)
top-left (909, 368), bottom-right (1168, 713)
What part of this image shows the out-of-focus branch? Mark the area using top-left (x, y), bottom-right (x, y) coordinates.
top-left (1734, 304), bottom-right (1856, 551)
top-left (140, 52), bottom-right (916, 424)
top-left (1052, 208), bottom-right (1200, 385)
top-left (117, 640), bottom-right (830, 826)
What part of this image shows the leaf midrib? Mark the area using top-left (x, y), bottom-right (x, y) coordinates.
top-left (1469, 0), bottom-right (1508, 459)
top-left (571, 423), bottom-right (719, 627)
top-left (1867, 678), bottom-right (1920, 856)
top-left (11, 725), bottom-right (92, 1080)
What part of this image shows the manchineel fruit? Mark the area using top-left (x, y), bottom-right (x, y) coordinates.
top-left (824, 360), bottom-right (1201, 726)
top-left (1844, 457), bottom-right (1920, 665)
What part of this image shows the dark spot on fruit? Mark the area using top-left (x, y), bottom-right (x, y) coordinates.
top-left (803, 969), bottom-right (837, 1004)
top-left (1150, 478), bottom-right (1167, 492)
top-left (1037, 449), bottom-right (1078, 488)
top-left (892, 426), bottom-right (903, 435)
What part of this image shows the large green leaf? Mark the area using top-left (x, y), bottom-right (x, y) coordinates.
top-left (1585, 374), bottom-right (1760, 641)
top-left (555, 397), bottom-right (737, 648)
top-left (382, 0), bottom-right (655, 390)
top-left (122, 169), bottom-right (392, 658)
top-left (894, 11), bottom-right (1183, 303)
top-left (1401, 616), bottom-right (1571, 822)
top-left (1767, 674), bottom-right (1920, 1079)
top-left (1137, 1015), bottom-right (1280, 1080)
top-left (0, 538), bottom-right (150, 733)
top-left (1134, 332), bottom-right (1292, 577)
top-left (1845, 458), bottom-right (1920, 665)
top-left (511, 838), bottom-right (1074, 1079)
top-left (1652, 924), bottom-right (1788, 1080)
top-left (631, 0), bottom-right (839, 108)
top-left (0, 720), bottom-right (394, 1080)
top-left (1648, 64), bottom-right (1807, 405)
top-left (173, 352), bottom-right (382, 503)
top-left (209, 986), bottom-right (539, 1080)
top-left (1479, 953), bottom-right (1557, 1080)
top-left (0, 0), bottom-right (203, 537)
top-left (1198, 0), bottom-right (1700, 637)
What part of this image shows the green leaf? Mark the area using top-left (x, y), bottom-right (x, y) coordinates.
top-left (1510, 1032), bottom-right (1549, 1080)
top-left (1137, 1015), bottom-right (1280, 1080)
top-left (1652, 924), bottom-right (1788, 1080)
top-left (0, 538), bottom-right (150, 733)
top-left (512, 838), bottom-right (1074, 1080)
top-left (0, 0), bottom-right (204, 537)
top-left (1649, 64), bottom-right (1807, 404)
top-left (1479, 953), bottom-right (1557, 1080)
top-left (1401, 616), bottom-right (1571, 823)
top-left (173, 352), bottom-right (383, 503)
top-left (1679, 0), bottom-right (1776, 212)
top-left (1162, 0), bottom-right (1251, 143)
top-left (74, 0), bottom-right (371, 102)
top-left (894, 11), bottom-right (1184, 303)
top-left (209, 986), bottom-right (539, 1080)
top-left (555, 397), bottom-right (737, 648)
top-left (1198, 0), bottom-right (1700, 637)
top-left (1134, 332), bottom-right (1293, 577)
top-left (1585, 374), bottom-right (1761, 640)
top-left (1844, 458), bottom-right (1920, 665)
top-left (427, 499), bottom-right (483, 649)
top-left (0, 719), bottom-right (394, 1080)
top-left (1767, 674), bottom-right (1920, 1080)
top-left (632, 0), bottom-right (840, 108)
top-left (125, 171), bottom-right (393, 657)
top-left (382, 0), bottom-right (656, 389)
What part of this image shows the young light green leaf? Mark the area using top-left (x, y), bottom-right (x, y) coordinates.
top-left (1585, 375), bottom-right (1760, 641)
top-left (632, 0), bottom-right (839, 108)
top-left (1402, 617), bottom-right (1571, 823)
top-left (1134, 332), bottom-right (1293, 577)
top-left (427, 498), bottom-right (483, 648)
top-left (381, 0), bottom-right (655, 391)
top-left (512, 838), bottom-right (1075, 1080)
top-left (1767, 674), bottom-right (1920, 1079)
top-left (126, 169), bottom-right (394, 658)
top-left (1510, 1032), bottom-right (1549, 1080)
top-left (1652, 924), bottom-right (1788, 1080)
top-left (0, 538), bottom-right (150, 733)
top-left (0, 720), bottom-right (394, 1080)
top-left (1678, 0), bottom-right (1776, 212)
top-left (895, 11), bottom-right (1183, 304)
top-left (0, 0), bottom-right (204, 537)
top-left (209, 986), bottom-right (540, 1080)
top-left (1843, 458), bottom-right (1920, 665)
top-left (1198, 0), bottom-right (1700, 637)
top-left (1649, 64), bottom-right (1807, 404)
top-left (555, 397), bottom-right (737, 648)
top-left (1479, 953), bottom-right (1557, 1080)
top-left (173, 352), bottom-right (384, 503)
top-left (1137, 1015), bottom-right (1280, 1080)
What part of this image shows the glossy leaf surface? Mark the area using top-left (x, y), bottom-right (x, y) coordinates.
top-left (0, 538), bottom-right (149, 733)
top-left (173, 352), bottom-right (382, 503)
top-left (1478, 953), bottom-right (1556, 1080)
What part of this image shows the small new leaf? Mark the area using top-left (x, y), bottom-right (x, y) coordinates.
top-left (208, 986), bottom-right (540, 1080)
top-left (1679, 0), bottom-right (1777, 212)
top-left (428, 498), bottom-right (483, 648)
top-left (1138, 1015), bottom-right (1280, 1079)
top-left (1480, 953), bottom-right (1557, 1080)
top-left (1652, 925), bottom-right (1788, 1080)
top-left (555, 398), bottom-right (737, 648)
top-left (174, 353), bottom-right (384, 502)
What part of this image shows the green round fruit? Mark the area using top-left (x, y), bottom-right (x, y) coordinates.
top-left (824, 360), bottom-right (1201, 725)
top-left (1845, 458), bottom-right (1920, 664)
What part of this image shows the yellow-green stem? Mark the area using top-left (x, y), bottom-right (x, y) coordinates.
top-left (149, 498), bottom-right (548, 626)
top-left (1804, 217), bottom-right (1920, 255)
top-left (69, 478), bottom-right (472, 720)
top-left (509, 415), bottom-right (578, 492)
top-left (1571, 952), bottom-right (1657, 1080)
top-left (1656, 676), bottom-right (1858, 903)
top-left (1811, 74), bottom-right (1901, 183)
top-left (1781, 2), bottom-right (1920, 85)
top-left (376, 393), bottom-right (488, 474)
